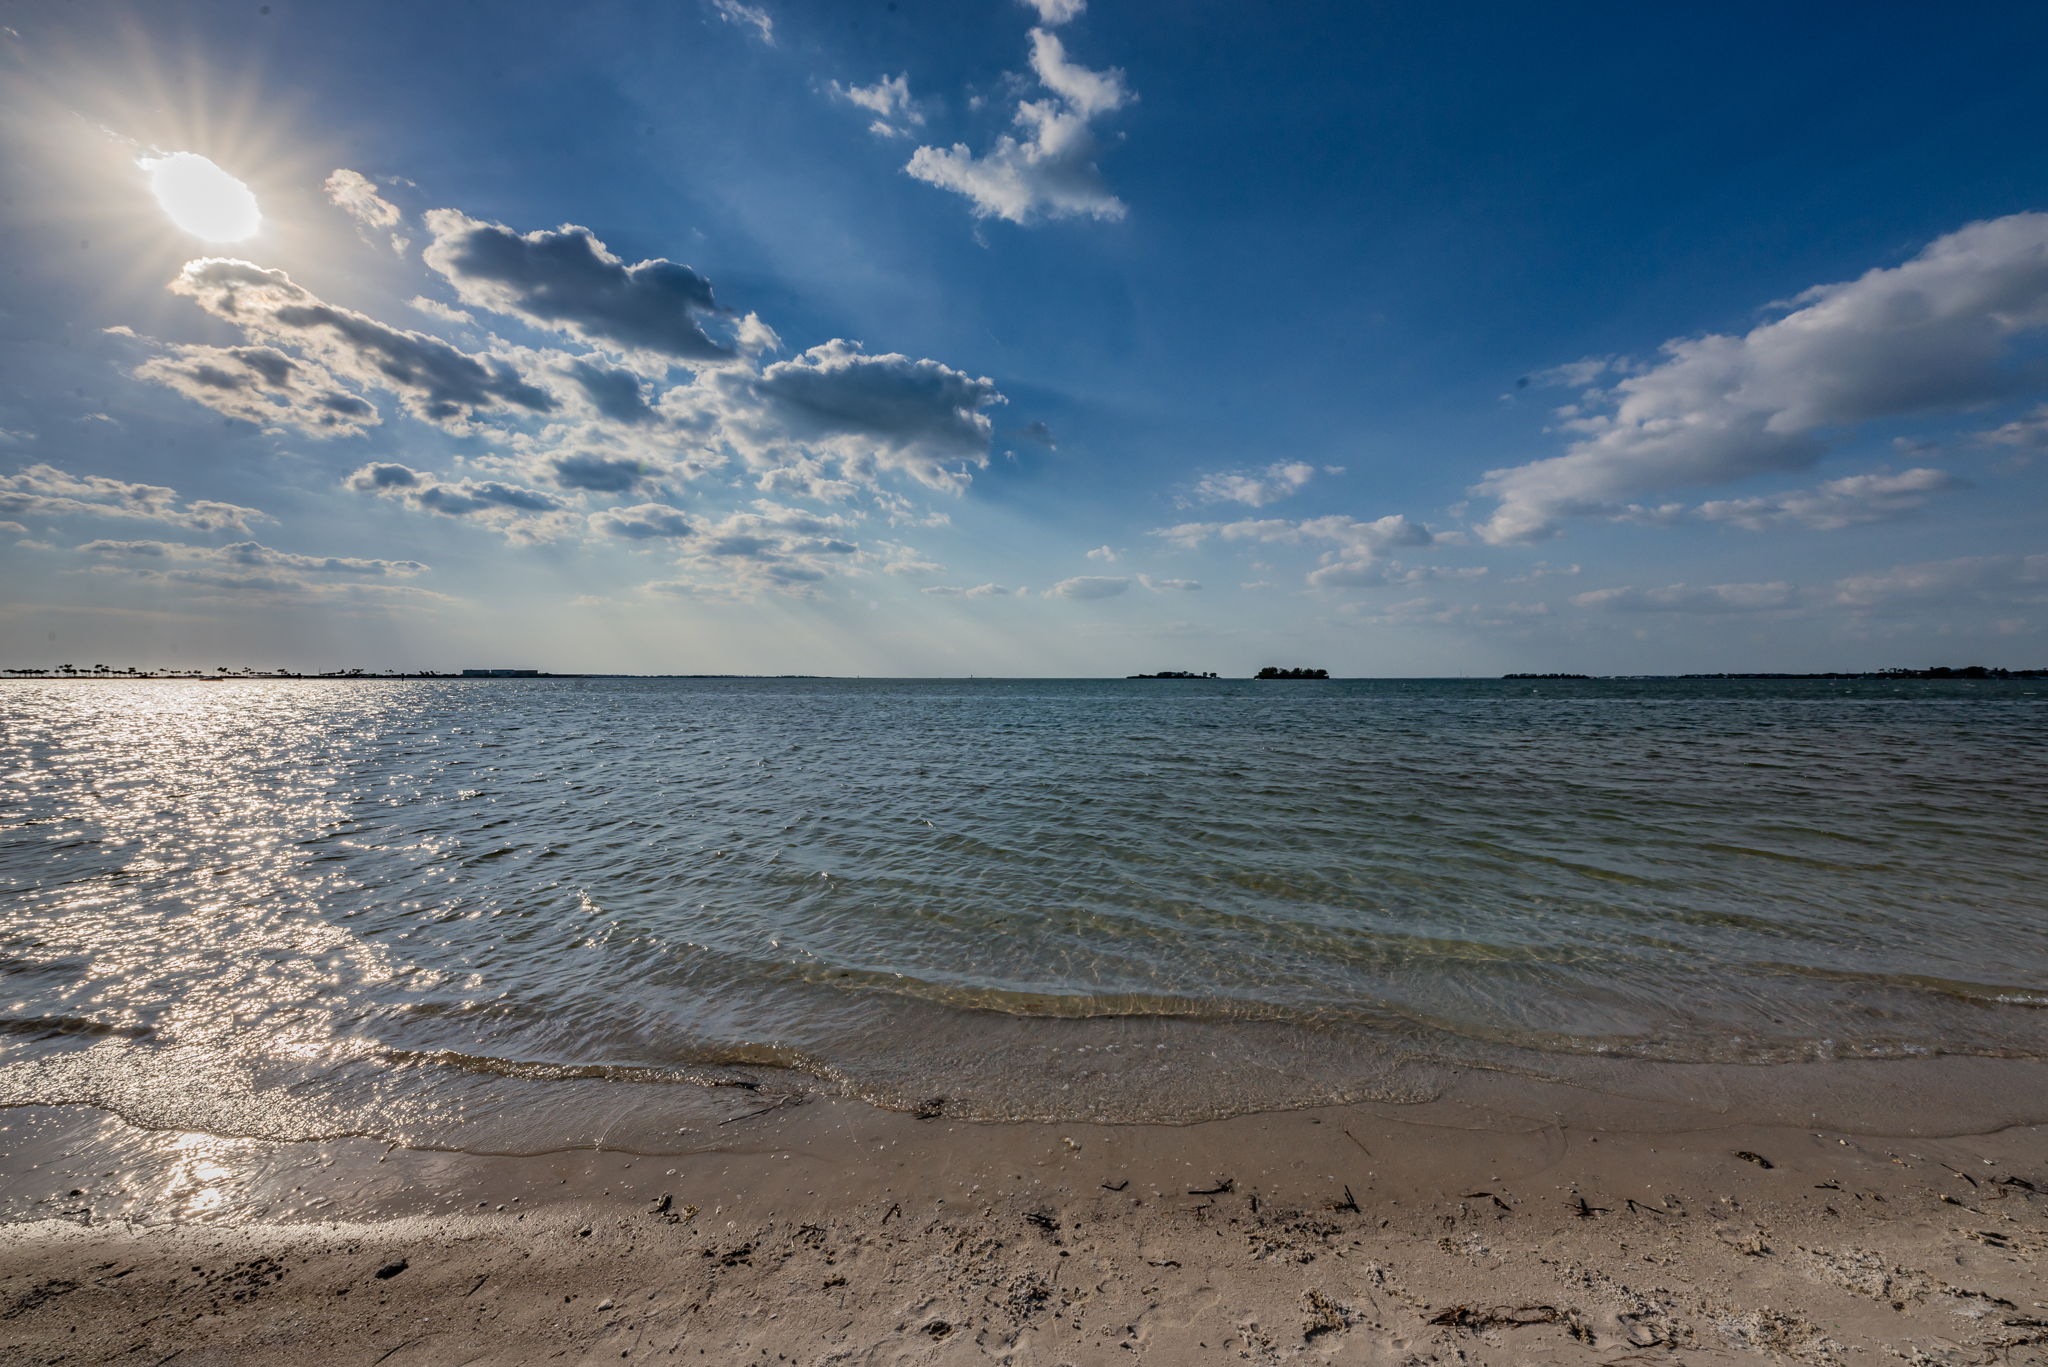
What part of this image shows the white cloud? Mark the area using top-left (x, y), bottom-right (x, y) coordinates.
top-left (408, 296), bottom-right (475, 326)
top-left (1504, 561), bottom-right (1581, 583)
top-left (1573, 581), bottom-right (1801, 614)
top-left (1480, 212), bottom-right (2048, 543)
top-left (323, 169), bottom-right (408, 255)
top-left (1977, 404), bottom-right (2048, 450)
top-left (1049, 574), bottom-right (1129, 599)
top-left (344, 462), bottom-right (577, 543)
top-left (1831, 553), bottom-right (2048, 610)
top-left (924, 582), bottom-right (1008, 598)
top-left (1343, 598), bottom-right (1551, 629)
top-left (169, 258), bottom-right (556, 430)
top-left (677, 339), bottom-right (1004, 492)
top-left (1521, 357), bottom-right (1621, 391)
top-left (875, 541), bottom-right (943, 575)
top-left (1304, 561), bottom-right (1483, 591)
top-left (1567, 554), bottom-right (2048, 625)
top-left (641, 502), bottom-right (871, 596)
top-left (75, 538), bottom-right (427, 577)
top-left (128, 337), bottom-right (378, 437)
top-left (832, 73), bottom-right (925, 138)
top-left (1156, 513), bottom-right (1432, 554)
top-left (906, 27), bottom-right (1133, 224)
top-left (710, 0), bottom-right (773, 44)
top-left (1085, 544), bottom-right (1117, 562)
top-left (0, 464), bottom-right (267, 533)
top-left (1155, 512), bottom-right (1434, 588)
top-left (1019, 0), bottom-right (1084, 23)
top-left (73, 537), bottom-right (449, 608)
top-left (1139, 574), bottom-right (1200, 591)
top-left (1187, 461), bottom-right (1318, 507)
top-left (1696, 467), bottom-right (1959, 531)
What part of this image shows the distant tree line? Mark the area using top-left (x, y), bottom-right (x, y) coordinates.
top-left (1679, 666), bottom-right (2047, 680)
top-left (1255, 666), bottom-right (1330, 679)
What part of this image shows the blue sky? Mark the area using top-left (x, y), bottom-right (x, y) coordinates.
top-left (3, 0), bottom-right (2046, 675)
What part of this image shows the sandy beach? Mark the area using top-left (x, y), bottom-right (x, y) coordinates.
top-left (5, 1059), bottom-right (2045, 1366)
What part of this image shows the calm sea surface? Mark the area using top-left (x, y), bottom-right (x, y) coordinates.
top-left (3, 677), bottom-right (2045, 1146)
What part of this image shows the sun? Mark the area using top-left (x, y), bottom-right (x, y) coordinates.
top-left (139, 151), bottom-right (261, 242)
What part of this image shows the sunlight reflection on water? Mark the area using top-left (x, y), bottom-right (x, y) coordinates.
top-left (2, 676), bottom-right (2044, 1135)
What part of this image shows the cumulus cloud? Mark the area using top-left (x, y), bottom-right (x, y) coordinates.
top-left (1187, 461), bottom-right (1318, 507)
top-left (1020, 0), bottom-right (1084, 23)
top-left (1156, 513), bottom-right (1432, 555)
top-left (422, 211), bottom-right (736, 364)
top-left (344, 462), bottom-right (575, 542)
top-left (1139, 574), bottom-right (1200, 591)
top-left (1156, 512), bottom-right (1434, 588)
top-left (545, 453), bottom-right (661, 493)
top-left (0, 464), bottom-right (266, 533)
top-left (681, 339), bottom-right (1004, 490)
top-left (1480, 212), bottom-right (2048, 543)
top-left (1049, 574), bottom-right (1129, 599)
top-left (651, 502), bottom-right (869, 594)
top-left (73, 537), bottom-right (447, 607)
top-left (129, 339), bottom-right (378, 436)
top-left (75, 538), bottom-right (426, 577)
top-left (833, 73), bottom-right (925, 138)
top-left (1085, 544), bottom-right (1117, 562)
top-left (587, 503), bottom-right (693, 540)
top-left (924, 582), bottom-right (1008, 598)
top-left (323, 169), bottom-right (408, 254)
top-left (709, 0), bottom-right (773, 44)
top-left (1573, 581), bottom-right (1800, 614)
top-left (170, 258), bottom-right (555, 429)
top-left (1696, 467), bottom-right (1959, 531)
top-left (875, 541), bottom-right (943, 575)
top-left (906, 26), bottom-right (1133, 224)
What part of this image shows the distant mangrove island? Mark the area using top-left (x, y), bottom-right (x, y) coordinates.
top-left (1506, 666), bottom-right (2047, 681)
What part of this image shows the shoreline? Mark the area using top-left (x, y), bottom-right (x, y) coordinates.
top-left (4, 1062), bottom-right (2044, 1363)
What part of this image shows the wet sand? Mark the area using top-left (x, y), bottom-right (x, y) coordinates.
top-left (3, 1062), bottom-right (2046, 1365)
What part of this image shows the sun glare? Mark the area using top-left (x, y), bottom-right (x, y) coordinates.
top-left (139, 151), bottom-right (261, 242)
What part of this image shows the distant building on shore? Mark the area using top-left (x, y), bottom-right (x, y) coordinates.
top-left (461, 668), bottom-right (541, 677)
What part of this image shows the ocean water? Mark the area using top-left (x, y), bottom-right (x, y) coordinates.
top-left (2, 676), bottom-right (2045, 1148)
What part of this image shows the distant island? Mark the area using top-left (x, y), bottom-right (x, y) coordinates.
top-left (1255, 667), bottom-right (1329, 680)
top-left (1127, 670), bottom-right (1218, 679)
top-left (1503, 666), bottom-right (2047, 681)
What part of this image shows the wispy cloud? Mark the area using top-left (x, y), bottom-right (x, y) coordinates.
top-left (709, 0), bottom-right (773, 45)
top-left (1481, 213), bottom-right (2048, 543)
top-left (907, 25), bottom-right (1134, 224)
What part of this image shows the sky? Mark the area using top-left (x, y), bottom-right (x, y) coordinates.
top-left (2, 0), bottom-right (2047, 677)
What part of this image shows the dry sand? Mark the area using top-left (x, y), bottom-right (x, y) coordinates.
top-left (2, 1063), bottom-right (2045, 1366)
